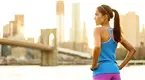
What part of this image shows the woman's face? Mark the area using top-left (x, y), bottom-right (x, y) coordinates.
top-left (94, 9), bottom-right (105, 26)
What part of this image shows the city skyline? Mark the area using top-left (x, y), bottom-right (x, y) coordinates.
top-left (0, 1), bottom-right (144, 33)
top-left (2, 10), bottom-right (143, 49)
top-left (3, 15), bottom-right (24, 37)
top-left (0, 0), bottom-right (145, 48)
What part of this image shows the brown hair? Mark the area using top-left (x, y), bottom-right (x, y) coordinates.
top-left (97, 4), bottom-right (121, 43)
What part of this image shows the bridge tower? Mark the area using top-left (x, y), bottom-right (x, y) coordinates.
top-left (40, 28), bottom-right (57, 66)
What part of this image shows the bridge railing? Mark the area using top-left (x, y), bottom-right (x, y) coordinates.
top-left (0, 29), bottom-right (57, 66)
top-left (0, 39), bottom-right (53, 51)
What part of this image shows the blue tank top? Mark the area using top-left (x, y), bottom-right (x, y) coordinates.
top-left (93, 27), bottom-right (120, 76)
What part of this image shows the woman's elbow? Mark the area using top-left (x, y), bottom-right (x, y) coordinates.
top-left (130, 48), bottom-right (136, 55)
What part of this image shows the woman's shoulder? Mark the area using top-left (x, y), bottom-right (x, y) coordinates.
top-left (94, 27), bottom-right (108, 33)
top-left (94, 27), bottom-right (105, 31)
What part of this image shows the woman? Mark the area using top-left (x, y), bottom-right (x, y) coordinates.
top-left (90, 4), bottom-right (136, 80)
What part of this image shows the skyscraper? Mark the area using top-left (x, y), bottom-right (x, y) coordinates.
top-left (82, 21), bottom-right (88, 44)
top-left (56, 0), bottom-right (64, 15)
top-left (82, 21), bottom-right (89, 52)
top-left (70, 2), bottom-right (81, 43)
top-left (9, 21), bottom-right (17, 36)
top-left (15, 15), bottom-right (24, 26)
top-left (15, 15), bottom-right (24, 34)
top-left (3, 21), bottom-right (17, 37)
top-left (120, 12), bottom-right (139, 47)
top-left (140, 24), bottom-right (145, 43)
top-left (3, 24), bottom-right (10, 37)
top-left (56, 0), bottom-right (65, 44)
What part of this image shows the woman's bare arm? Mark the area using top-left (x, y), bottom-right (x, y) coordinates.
top-left (91, 28), bottom-right (101, 70)
top-left (119, 36), bottom-right (136, 70)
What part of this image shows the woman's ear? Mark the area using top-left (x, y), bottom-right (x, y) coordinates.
top-left (104, 15), bottom-right (108, 19)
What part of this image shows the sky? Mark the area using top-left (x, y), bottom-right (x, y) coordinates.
top-left (0, 0), bottom-right (56, 38)
top-left (0, 0), bottom-right (145, 48)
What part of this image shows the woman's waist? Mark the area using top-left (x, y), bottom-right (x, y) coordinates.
top-left (93, 60), bottom-right (119, 76)
top-left (94, 61), bottom-right (119, 72)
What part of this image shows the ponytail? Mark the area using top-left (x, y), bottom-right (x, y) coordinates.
top-left (112, 9), bottom-right (121, 43)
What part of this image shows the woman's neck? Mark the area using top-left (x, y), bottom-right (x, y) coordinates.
top-left (102, 21), bottom-right (111, 28)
